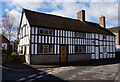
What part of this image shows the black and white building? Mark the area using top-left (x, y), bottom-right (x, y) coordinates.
top-left (18, 9), bottom-right (115, 64)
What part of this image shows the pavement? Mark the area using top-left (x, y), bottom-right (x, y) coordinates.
top-left (2, 58), bottom-right (120, 81)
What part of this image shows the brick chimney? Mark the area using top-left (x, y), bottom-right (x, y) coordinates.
top-left (99, 16), bottom-right (105, 28)
top-left (77, 10), bottom-right (85, 22)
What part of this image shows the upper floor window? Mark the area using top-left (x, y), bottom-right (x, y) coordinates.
top-left (39, 28), bottom-right (54, 35)
top-left (38, 44), bottom-right (53, 54)
top-left (75, 45), bottom-right (85, 53)
top-left (75, 32), bottom-right (85, 38)
top-left (49, 30), bottom-right (54, 35)
top-left (39, 29), bottom-right (44, 34)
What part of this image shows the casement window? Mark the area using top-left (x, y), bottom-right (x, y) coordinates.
top-left (44, 45), bottom-right (49, 53)
top-left (75, 32), bottom-right (79, 37)
top-left (39, 28), bottom-right (54, 35)
top-left (39, 29), bottom-right (44, 34)
top-left (49, 30), bottom-right (54, 35)
top-left (38, 44), bottom-right (53, 54)
top-left (44, 30), bottom-right (49, 35)
top-left (75, 32), bottom-right (85, 38)
top-left (80, 33), bottom-right (85, 38)
top-left (75, 45), bottom-right (85, 53)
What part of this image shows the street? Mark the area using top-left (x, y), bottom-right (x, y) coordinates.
top-left (2, 59), bottom-right (120, 82)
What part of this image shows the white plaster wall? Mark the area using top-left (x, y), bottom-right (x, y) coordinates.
top-left (18, 12), bottom-right (31, 55)
top-left (26, 46), bottom-right (29, 54)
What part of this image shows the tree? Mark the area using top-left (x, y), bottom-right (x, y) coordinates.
top-left (2, 12), bottom-right (16, 41)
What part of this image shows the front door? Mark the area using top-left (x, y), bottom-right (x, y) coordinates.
top-left (60, 45), bottom-right (67, 63)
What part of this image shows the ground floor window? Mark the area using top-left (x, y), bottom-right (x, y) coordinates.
top-left (38, 44), bottom-right (53, 54)
top-left (75, 45), bottom-right (85, 54)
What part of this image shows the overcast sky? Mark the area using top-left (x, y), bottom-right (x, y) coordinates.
top-left (1, 0), bottom-right (120, 30)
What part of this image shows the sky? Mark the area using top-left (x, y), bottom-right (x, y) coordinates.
top-left (0, 0), bottom-right (120, 40)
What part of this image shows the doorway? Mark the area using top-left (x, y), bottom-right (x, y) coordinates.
top-left (60, 45), bottom-right (67, 63)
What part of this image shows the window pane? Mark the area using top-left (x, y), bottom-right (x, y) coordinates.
top-left (76, 32), bottom-right (79, 37)
top-left (49, 30), bottom-right (53, 35)
top-left (39, 36), bottom-right (41, 43)
top-left (42, 36), bottom-right (44, 43)
top-left (44, 30), bottom-right (49, 35)
top-left (60, 30), bottom-right (62, 36)
top-left (38, 44), bottom-right (43, 53)
top-left (35, 35), bottom-right (37, 43)
top-left (44, 45), bottom-right (49, 53)
top-left (39, 29), bottom-right (43, 34)
top-left (49, 45), bottom-right (53, 53)
top-left (45, 36), bottom-right (47, 43)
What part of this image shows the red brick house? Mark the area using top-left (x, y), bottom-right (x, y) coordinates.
top-left (2, 35), bottom-right (10, 54)
top-left (109, 26), bottom-right (120, 51)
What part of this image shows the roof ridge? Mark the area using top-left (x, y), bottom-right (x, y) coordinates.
top-left (23, 8), bottom-right (84, 22)
top-left (22, 8), bottom-right (114, 36)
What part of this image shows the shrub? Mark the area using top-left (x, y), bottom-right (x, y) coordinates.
top-left (11, 52), bottom-right (17, 55)
top-left (19, 49), bottom-right (23, 54)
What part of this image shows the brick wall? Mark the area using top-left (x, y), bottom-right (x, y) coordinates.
top-left (2, 35), bottom-right (10, 54)
top-left (2, 55), bottom-right (25, 64)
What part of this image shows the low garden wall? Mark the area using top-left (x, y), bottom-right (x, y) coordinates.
top-left (2, 55), bottom-right (25, 64)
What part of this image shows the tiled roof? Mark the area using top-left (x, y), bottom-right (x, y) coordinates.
top-left (22, 9), bottom-right (114, 36)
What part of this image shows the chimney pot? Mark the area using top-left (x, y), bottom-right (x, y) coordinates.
top-left (77, 10), bottom-right (85, 22)
top-left (99, 16), bottom-right (105, 28)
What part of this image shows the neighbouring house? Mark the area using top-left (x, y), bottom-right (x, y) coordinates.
top-left (2, 35), bottom-right (10, 55)
top-left (18, 9), bottom-right (116, 64)
top-left (108, 26), bottom-right (120, 51)
top-left (10, 40), bottom-right (18, 53)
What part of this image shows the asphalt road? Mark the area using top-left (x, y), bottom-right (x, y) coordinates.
top-left (2, 59), bottom-right (120, 82)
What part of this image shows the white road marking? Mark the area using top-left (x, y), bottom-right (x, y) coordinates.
top-left (38, 72), bottom-right (45, 74)
top-left (25, 79), bottom-right (35, 82)
top-left (47, 72), bottom-right (53, 74)
top-left (28, 74), bottom-right (37, 78)
top-left (36, 75), bottom-right (44, 78)
top-left (17, 78), bottom-right (25, 81)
